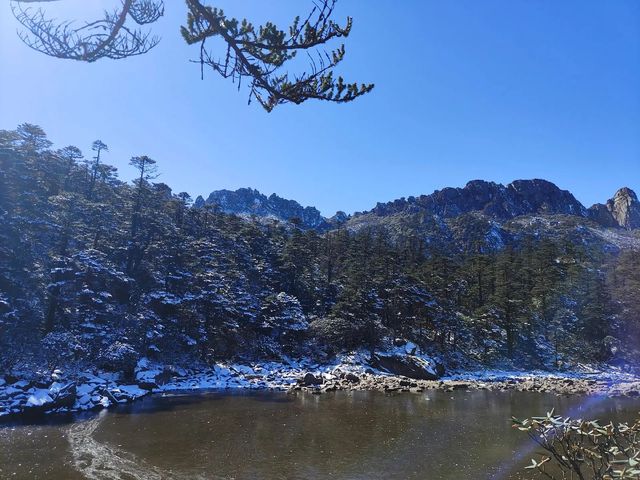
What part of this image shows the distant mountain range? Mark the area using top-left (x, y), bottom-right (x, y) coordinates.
top-left (196, 180), bottom-right (640, 232)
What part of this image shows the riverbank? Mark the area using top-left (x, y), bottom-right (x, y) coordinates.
top-left (2, 352), bottom-right (639, 419)
top-left (292, 370), bottom-right (640, 397)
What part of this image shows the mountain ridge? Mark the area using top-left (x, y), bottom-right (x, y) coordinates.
top-left (197, 180), bottom-right (639, 231)
top-left (194, 187), bottom-right (346, 230)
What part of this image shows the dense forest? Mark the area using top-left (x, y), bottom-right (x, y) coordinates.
top-left (1, 123), bottom-right (639, 376)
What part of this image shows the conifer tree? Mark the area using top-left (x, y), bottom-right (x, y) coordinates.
top-left (87, 140), bottom-right (108, 199)
top-left (57, 146), bottom-right (84, 190)
top-left (126, 155), bottom-right (159, 274)
top-left (12, 0), bottom-right (373, 111)
top-left (15, 123), bottom-right (52, 154)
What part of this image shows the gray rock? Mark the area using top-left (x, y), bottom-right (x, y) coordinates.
top-left (609, 188), bottom-right (640, 229)
top-left (302, 373), bottom-right (323, 386)
top-left (345, 373), bottom-right (360, 384)
top-left (371, 354), bottom-right (441, 381)
top-left (22, 383), bottom-right (76, 415)
top-left (589, 187), bottom-right (640, 229)
top-left (137, 381), bottom-right (158, 391)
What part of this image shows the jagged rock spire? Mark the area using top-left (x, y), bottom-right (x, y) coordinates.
top-left (589, 187), bottom-right (640, 230)
top-left (608, 187), bottom-right (640, 229)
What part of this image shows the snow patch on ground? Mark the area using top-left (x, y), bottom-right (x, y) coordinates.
top-left (26, 389), bottom-right (53, 407)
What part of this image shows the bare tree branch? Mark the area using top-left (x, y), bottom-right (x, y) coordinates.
top-left (11, 0), bottom-right (164, 61)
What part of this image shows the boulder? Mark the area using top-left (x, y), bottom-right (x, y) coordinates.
top-left (344, 373), bottom-right (360, 384)
top-left (22, 383), bottom-right (76, 415)
top-left (137, 381), bottom-right (158, 391)
top-left (371, 354), bottom-right (443, 381)
top-left (153, 368), bottom-right (176, 385)
top-left (302, 373), bottom-right (323, 386)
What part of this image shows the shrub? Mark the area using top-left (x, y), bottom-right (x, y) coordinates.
top-left (310, 315), bottom-right (386, 354)
top-left (42, 331), bottom-right (87, 364)
top-left (100, 341), bottom-right (139, 377)
top-left (514, 411), bottom-right (640, 479)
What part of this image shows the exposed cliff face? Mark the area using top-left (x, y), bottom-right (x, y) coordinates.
top-left (588, 203), bottom-right (620, 228)
top-left (342, 180), bottom-right (640, 254)
top-left (367, 179), bottom-right (587, 221)
top-left (589, 188), bottom-right (640, 230)
top-left (195, 182), bottom-right (639, 238)
top-left (609, 188), bottom-right (640, 229)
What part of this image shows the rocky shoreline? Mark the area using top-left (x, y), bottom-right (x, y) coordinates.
top-left (2, 353), bottom-right (640, 420)
top-left (293, 371), bottom-right (640, 397)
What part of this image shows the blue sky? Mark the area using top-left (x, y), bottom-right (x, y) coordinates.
top-left (1, 0), bottom-right (638, 216)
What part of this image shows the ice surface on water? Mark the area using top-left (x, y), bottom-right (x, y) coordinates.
top-left (68, 411), bottom-right (214, 480)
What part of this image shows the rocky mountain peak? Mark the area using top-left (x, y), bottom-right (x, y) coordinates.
top-left (608, 188), bottom-right (640, 229)
top-left (193, 195), bottom-right (206, 208)
top-left (330, 211), bottom-right (349, 223)
top-left (506, 179), bottom-right (587, 216)
top-left (195, 187), bottom-right (329, 230)
top-left (588, 187), bottom-right (640, 230)
top-left (368, 179), bottom-right (586, 221)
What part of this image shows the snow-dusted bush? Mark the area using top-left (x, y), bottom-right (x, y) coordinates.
top-left (100, 341), bottom-right (139, 376)
top-left (310, 316), bottom-right (383, 354)
top-left (42, 331), bottom-right (87, 364)
top-left (260, 292), bottom-right (308, 332)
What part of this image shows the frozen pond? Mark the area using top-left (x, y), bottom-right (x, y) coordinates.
top-left (1, 390), bottom-right (639, 479)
